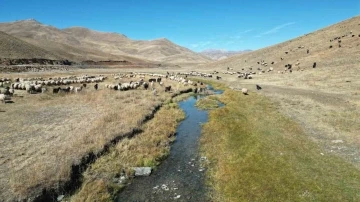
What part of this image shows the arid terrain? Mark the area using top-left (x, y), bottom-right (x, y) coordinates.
top-left (0, 19), bottom-right (211, 65)
top-left (0, 15), bottom-right (359, 202)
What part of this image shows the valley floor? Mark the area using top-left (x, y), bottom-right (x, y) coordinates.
top-left (1, 66), bottom-right (359, 201)
top-left (200, 85), bottom-right (360, 201)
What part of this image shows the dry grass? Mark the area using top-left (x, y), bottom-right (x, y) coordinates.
top-left (201, 89), bottom-right (360, 201)
top-left (71, 101), bottom-right (185, 201)
top-left (0, 72), bottom-right (189, 201)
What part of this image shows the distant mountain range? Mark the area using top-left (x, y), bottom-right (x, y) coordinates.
top-left (199, 49), bottom-right (252, 60)
top-left (0, 19), bottom-right (211, 65)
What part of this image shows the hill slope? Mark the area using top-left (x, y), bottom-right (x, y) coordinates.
top-left (0, 19), bottom-right (211, 64)
top-left (0, 31), bottom-right (60, 59)
top-left (202, 16), bottom-right (360, 72)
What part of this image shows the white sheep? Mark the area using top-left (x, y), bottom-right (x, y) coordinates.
top-left (241, 88), bottom-right (248, 95)
top-left (0, 94), bottom-right (11, 103)
top-left (75, 86), bottom-right (83, 93)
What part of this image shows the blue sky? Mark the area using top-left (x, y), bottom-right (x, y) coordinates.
top-left (0, 0), bottom-right (359, 51)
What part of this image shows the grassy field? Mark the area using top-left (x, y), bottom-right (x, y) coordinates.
top-left (0, 73), bottom-right (190, 201)
top-left (200, 89), bottom-right (360, 201)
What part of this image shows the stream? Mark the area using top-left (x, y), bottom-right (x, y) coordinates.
top-left (117, 87), bottom-right (223, 202)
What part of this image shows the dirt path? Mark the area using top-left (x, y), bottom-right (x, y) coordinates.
top-left (117, 96), bottom-right (210, 202)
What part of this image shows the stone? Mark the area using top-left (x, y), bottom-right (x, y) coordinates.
top-left (57, 195), bottom-right (64, 201)
top-left (133, 167), bottom-right (152, 176)
top-left (161, 184), bottom-right (169, 191)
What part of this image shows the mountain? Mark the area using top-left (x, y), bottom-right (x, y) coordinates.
top-left (200, 49), bottom-right (252, 60)
top-left (0, 19), bottom-right (211, 65)
top-left (201, 16), bottom-right (360, 72)
top-left (0, 30), bottom-right (61, 60)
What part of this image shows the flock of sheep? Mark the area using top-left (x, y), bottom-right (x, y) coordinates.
top-left (0, 72), bottom-right (213, 104)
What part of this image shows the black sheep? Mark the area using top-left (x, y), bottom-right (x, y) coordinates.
top-left (52, 87), bottom-right (61, 94)
top-left (165, 86), bottom-right (172, 92)
top-left (313, 62), bottom-right (317, 68)
top-left (94, 83), bottom-right (98, 90)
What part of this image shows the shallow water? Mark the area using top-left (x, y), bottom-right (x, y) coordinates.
top-left (117, 89), bottom-right (222, 202)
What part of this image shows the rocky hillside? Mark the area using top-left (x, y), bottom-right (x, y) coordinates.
top-left (0, 19), bottom-right (211, 65)
top-left (200, 49), bottom-right (251, 60)
top-left (202, 16), bottom-right (360, 72)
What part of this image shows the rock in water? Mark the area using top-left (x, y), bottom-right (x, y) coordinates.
top-left (133, 167), bottom-right (152, 176)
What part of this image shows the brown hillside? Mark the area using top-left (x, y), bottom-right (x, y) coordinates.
top-left (0, 20), bottom-right (211, 64)
top-left (0, 31), bottom-right (60, 59)
top-left (202, 16), bottom-right (360, 74)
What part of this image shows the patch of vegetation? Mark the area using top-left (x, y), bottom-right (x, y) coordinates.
top-left (195, 95), bottom-right (221, 110)
top-left (71, 103), bottom-right (185, 201)
top-left (201, 89), bottom-right (360, 201)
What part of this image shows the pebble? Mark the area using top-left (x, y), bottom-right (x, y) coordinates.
top-left (161, 184), bottom-right (169, 191)
top-left (174, 195), bottom-right (181, 199)
top-left (57, 195), bottom-right (64, 202)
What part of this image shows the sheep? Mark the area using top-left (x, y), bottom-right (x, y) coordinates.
top-left (61, 87), bottom-right (71, 93)
top-left (241, 88), bottom-right (248, 95)
top-left (313, 62), bottom-right (317, 68)
top-left (0, 94), bottom-right (11, 103)
top-left (143, 82), bottom-right (149, 90)
top-left (75, 86), bottom-right (83, 93)
top-left (165, 86), bottom-right (172, 92)
top-left (94, 83), bottom-right (99, 90)
top-left (41, 87), bottom-right (47, 93)
top-left (53, 87), bottom-right (62, 94)
top-left (33, 84), bottom-right (42, 92)
top-left (9, 88), bottom-right (14, 95)
top-left (82, 83), bottom-right (87, 88)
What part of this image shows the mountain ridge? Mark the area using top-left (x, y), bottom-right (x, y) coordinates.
top-left (0, 19), bottom-right (212, 65)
